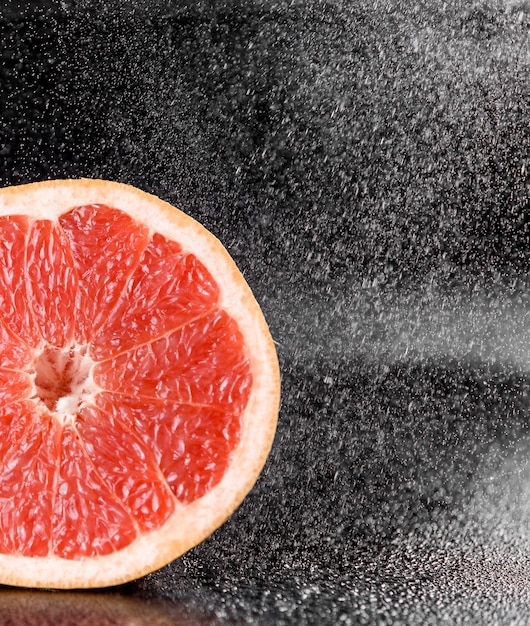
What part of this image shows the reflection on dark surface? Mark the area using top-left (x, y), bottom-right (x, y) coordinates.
top-left (0, 589), bottom-right (213, 626)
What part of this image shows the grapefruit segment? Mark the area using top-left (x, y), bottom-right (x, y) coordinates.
top-left (59, 205), bottom-right (150, 343)
top-left (90, 232), bottom-right (219, 360)
top-left (0, 179), bottom-right (280, 589)
top-left (76, 404), bottom-right (176, 531)
top-left (52, 425), bottom-right (138, 560)
top-left (94, 309), bottom-right (253, 409)
top-left (0, 403), bottom-right (59, 557)
top-left (0, 370), bottom-right (33, 404)
top-left (26, 220), bottom-right (77, 347)
top-left (95, 393), bottom-right (241, 503)
top-left (0, 216), bottom-right (40, 346)
top-left (0, 320), bottom-right (35, 369)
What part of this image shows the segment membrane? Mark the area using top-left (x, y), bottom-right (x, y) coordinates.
top-left (94, 309), bottom-right (252, 411)
top-left (90, 233), bottom-right (219, 360)
top-left (96, 393), bottom-right (242, 503)
top-left (76, 404), bottom-right (175, 530)
top-left (52, 425), bottom-right (138, 559)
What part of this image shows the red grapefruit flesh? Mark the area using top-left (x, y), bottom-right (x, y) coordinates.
top-left (0, 179), bottom-right (280, 588)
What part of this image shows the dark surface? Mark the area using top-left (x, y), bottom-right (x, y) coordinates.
top-left (1, 0), bottom-right (530, 624)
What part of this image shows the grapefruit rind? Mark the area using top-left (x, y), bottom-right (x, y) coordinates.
top-left (0, 179), bottom-right (280, 588)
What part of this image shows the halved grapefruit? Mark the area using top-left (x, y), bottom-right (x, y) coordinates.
top-left (0, 179), bottom-right (280, 589)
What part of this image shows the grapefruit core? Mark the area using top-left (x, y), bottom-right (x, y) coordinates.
top-left (0, 179), bottom-right (280, 589)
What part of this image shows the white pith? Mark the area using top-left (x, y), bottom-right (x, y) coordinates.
top-left (0, 179), bottom-right (280, 589)
top-left (31, 343), bottom-right (99, 423)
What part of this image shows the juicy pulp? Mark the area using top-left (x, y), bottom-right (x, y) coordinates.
top-left (0, 205), bottom-right (252, 559)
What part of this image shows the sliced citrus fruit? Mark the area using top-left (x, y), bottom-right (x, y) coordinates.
top-left (0, 179), bottom-right (280, 589)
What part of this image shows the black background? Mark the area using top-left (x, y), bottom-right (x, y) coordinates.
top-left (1, 1), bottom-right (529, 624)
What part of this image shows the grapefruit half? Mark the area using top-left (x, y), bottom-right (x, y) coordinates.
top-left (0, 179), bottom-right (280, 589)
